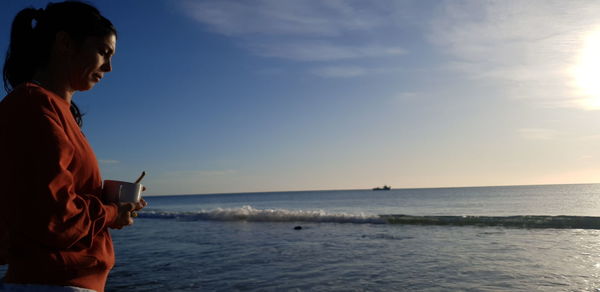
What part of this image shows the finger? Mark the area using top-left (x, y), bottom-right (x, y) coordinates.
top-left (136, 199), bottom-right (148, 209)
top-left (133, 202), bottom-right (144, 211)
top-left (122, 202), bottom-right (136, 211)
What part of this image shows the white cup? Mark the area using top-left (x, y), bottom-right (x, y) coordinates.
top-left (103, 180), bottom-right (143, 203)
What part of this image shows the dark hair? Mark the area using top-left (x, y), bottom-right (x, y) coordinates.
top-left (2, 1), bottom-right (117, 127)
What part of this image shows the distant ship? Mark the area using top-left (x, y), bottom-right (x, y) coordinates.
top-left (372, 185), bottom-right (391, 191)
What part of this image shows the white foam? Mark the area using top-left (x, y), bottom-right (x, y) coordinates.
top-left (139, 205), bottom-right (385, 224)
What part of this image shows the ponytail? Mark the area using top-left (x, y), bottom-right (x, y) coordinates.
top-left (2, 8), bottom-right (42, 93)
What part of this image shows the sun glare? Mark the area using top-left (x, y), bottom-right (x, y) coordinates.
top-left (571, 27), bottom-right (600, 110)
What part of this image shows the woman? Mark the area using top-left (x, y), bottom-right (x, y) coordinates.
top-left (0, 2), bottom-right (146, 291)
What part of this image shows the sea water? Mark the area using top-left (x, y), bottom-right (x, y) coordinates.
top-left (3, 184), bottom-right (600, 291)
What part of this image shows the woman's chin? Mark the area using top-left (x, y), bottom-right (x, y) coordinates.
top-left (77, 82), bottom-right (96, 92)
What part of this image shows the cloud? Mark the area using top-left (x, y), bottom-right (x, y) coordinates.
top-left (428, 0), bottom-right (600, 109)
top-left (98, 159), bottom-right (120, 164)
top-left (311, 66), bottom-right (367, 78)
top-left (248, 42), bottom-right (406, 62)
top-left (517, 128), bottom-right (559, 140)
top-left (181, 0), bottom-right (385, 37)
top-left (179, 0), bottom-right (600, 100)
top-left (310, 64), bottom-right (406, 78)
top-left (179, 0), bottom-right (409, 64)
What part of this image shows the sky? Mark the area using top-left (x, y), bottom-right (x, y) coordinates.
top-left (2, 0), bottom-right (600, 195)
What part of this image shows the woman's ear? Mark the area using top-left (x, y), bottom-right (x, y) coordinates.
top-left (54, 31), bottom-right (75, 55)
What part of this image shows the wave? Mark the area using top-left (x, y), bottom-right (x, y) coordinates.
top-left (382, 215), bottom-right (600, 229)
top-left (138, 205), bottom-right (385, 224)
top-left (138, 206), bottom-right (600, 229)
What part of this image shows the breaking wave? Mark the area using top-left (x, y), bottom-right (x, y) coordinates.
top-left (138, 206), bottom-right (600, 229)
top-left (138, 205), bottom-right (385, 224)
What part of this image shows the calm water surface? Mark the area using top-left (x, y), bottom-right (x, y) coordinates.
top-left (3, 184), bottom-right (600, 291)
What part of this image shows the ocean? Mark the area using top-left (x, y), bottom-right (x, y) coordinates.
top-left (3, 184), bottom-right (600, 291)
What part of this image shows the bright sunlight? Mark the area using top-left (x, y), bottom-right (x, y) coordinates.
top-left (571, 27), bottom-right (600, 110)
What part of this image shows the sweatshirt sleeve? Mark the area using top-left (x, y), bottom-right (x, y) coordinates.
top-left (8, 111), bottom-right (119, 250)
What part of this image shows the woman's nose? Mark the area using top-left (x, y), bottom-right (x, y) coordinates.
top-left (101, 59), bottom-right (112, 72)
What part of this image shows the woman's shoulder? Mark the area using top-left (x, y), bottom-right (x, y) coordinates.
top-left (1, 82), bottom-right (68, 117)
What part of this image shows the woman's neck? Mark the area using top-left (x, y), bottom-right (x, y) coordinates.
top-left (32, 68), bottom-right (74, 104)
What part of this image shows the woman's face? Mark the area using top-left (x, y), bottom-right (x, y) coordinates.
top-left (67, 33), bottom-right (116, 91)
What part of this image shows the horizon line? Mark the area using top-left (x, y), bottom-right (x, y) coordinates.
top-left (143, 181), bottom-right (600, 198)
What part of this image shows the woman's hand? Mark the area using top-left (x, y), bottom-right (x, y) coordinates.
top-left (109, 203), bottom-right (135, 229)
top-left (109, 199), bottom-right (147, 229)
top-left (135, 198), bottom-right (148, 211)
top-left (130, 198), bottom-right (147, 217)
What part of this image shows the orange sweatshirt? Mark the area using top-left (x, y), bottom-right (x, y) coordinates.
top-left (0, 83), bottom-right (119, 292)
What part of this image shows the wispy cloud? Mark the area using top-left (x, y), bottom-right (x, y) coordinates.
top-left (248, 42), bottom-right (405, 62)
top-left (181, 0), bottom-right (386, 37)
top-left (517, 128), bottom-right (559, 140)
top-left (180, 0), bottom-right (600, 107)
top-left (428, 0), bottom-right (600, 109)
top-left (179, 0), bottom-right (410, 73)
top-left (310, 64), bottom-right (406, 78)
top-left (311, 66), bottom-right (367, 78)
